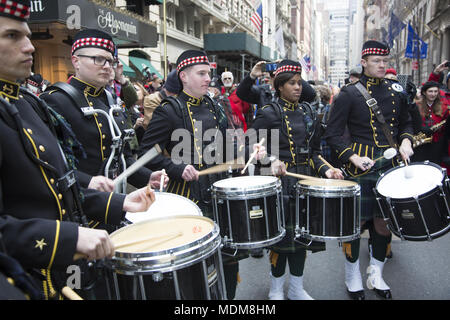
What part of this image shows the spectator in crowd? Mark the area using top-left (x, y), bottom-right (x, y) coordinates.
top-left (143, 69), bottom-right (181, 130)
top-left (347, 66), bottom-right (362, 84)
top-left (413, 81), bottom-right (449, 164)
top-left (220, 71), bottom-right (252, 131)
top-left (131, 81), bottom-right (148, 134)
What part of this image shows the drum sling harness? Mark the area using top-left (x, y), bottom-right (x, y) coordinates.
top-left (354, 82), bottom-right (397, 149)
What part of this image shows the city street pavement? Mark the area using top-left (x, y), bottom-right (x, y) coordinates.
top-left (235, 231), bottom-right (450, 300)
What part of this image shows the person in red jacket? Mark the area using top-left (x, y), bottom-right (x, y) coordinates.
top-left (428, 60), bottom-right (450, 168)
top-left (428, 60), bottom-right (450, 109)
top-left (221, 71), bottom-right (251, 131)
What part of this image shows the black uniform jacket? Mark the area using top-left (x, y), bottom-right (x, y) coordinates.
top-left (324, 74), bottom-right (414, 176)
top-left (139, 91), bottom-right (225, 205)
top-left (40, 77), bottom-right (152, 188)
top-left (251, 97), bottom-right (331, 176)
top-left (0, 79), bottom-right (125, 272)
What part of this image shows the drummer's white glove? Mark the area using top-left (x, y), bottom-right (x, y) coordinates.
top-left (149, 170), bottom-right (169, 189)
top-left (123, 187), bottom-right (156, 213)
top-left (271, 159), bottom-right (286, 177)
top-left (399, 138), bottom-right (414, 163)
top-left (253, 144), bottom-right (266, 161)
top-left (88, 175), bottom-right (115, 192)
top-left (325, 168), bottom-right (344, 180)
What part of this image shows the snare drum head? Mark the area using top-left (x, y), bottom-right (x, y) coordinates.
top-left (125, 192), bottom-right (202, 224)
top-left (377, 163), bottom-right (444, 199)
top-left (213, 176), bottom-right (278, 190)
top-left (111, 216), bottom-right (215, 253)
top-left (299, 179), bottom-right (358, 188)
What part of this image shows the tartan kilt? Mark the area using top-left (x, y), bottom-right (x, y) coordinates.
top-left (345, 144), bottom-right (399, 222)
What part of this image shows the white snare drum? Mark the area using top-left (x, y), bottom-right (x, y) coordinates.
top-left (105, 215), bottom-right (226, 300)
top-left (211, 176), bottom-right (285, 249)
top-left (375, 162), bottom-right (450, 241)
top-left (295, 179), bottom-right (361, 242)
top-left (125, 192), bottom-right (202, 224)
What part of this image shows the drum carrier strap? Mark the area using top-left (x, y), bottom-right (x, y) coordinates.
top-left (354, 82), bottom-right (397, 149)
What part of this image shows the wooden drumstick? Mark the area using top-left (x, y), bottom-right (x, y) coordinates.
top-left (318, 155), bottom-right (339, 171)
top-left (114, 231), bottom-right (183, 250)
top-left (198, 158), bottom-right (245, 176)
top-left (284, 171), bottom-right (323, 181)
top-left (73, 231), bottom-right (184, 260)
top-left (241, 138), bottom-right (265, 175)
top-left (160, 169), bottom-right (166, 192)
top-left (61, 286), bottom-right (83, 300)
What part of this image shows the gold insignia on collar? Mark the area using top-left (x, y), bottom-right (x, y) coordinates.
top-left (35, 238), bottom-right (48, 251)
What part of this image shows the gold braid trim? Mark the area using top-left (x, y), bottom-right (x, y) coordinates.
top-left (342, 243), bottom-right (352, 259)
top-left (269, 250), bottom-right (279, 268)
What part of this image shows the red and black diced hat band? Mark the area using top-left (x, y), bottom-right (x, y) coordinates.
top-left (176, 50), bottom-right (210, 72)
top-left (361, 40), bottom-right (390, 58)
top-left (274, 60), bottom-right (302, 77)
top-left (0, 0), bottom-right (31, 21)
top-left (71, 29), bottom-right (116, 57)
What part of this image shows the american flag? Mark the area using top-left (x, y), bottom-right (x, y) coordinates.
top-left (250, 3), bottom-right (263, 34)
top-left (299, 54), bottom-right (311, 73)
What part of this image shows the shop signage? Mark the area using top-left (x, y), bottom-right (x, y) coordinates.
top-left (29, 0), bottom-right (157, 47)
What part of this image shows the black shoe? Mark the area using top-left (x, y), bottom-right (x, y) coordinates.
top-left (347, 289), bottom-right (365, 300)
top-left (373, 288), bottom-right (392, 299)
top-left (250, 248), bottom-right (264, 258)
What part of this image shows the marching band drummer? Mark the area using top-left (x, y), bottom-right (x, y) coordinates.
top-left (139, 50), bottom-right (266, 300)
top-left (0, 0), bottom-right (155, 299)
top-left (324, 40), bottom-right (414, 300)
top-left (249, 60), bottom-right (344, 300)
top-left (40, 29), bottom-right (168, 198)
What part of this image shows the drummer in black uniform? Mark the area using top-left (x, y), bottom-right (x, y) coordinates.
top-left (0, 0), bottom-right (155, 299)
top-left (40, 29), bottom-right (167, 200)
top-left (324, 40), bottom-right (414, 300)
top-left (139, 50), bottom-right (265, 299)
top-left (250, 60), bottom-right (344, 300)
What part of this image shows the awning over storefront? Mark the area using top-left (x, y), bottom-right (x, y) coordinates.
top-left (29, 0), bottom-right (158, 48)
top-left (129, 56), bottom-right (163, 80)
top-left (119, 58), bottom-right (136, 78)
top-left (204, 33), bottom-right (272, 61)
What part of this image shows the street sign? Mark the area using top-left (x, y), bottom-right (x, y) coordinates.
top-left (210, 62), bottom-right (217, 69)
top-left (412, 61), bottom-right (419, 70)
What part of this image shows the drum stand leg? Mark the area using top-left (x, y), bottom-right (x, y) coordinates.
top-left (201, 260), bottom-right (212, 300)
top-left (414, 196), bottom-right (432, 241)
top-left (217, 247), bottom-right (228, 300)
top-left (173, 271), bottom-right (181, 300)
top-left (113, 272), bottom-right (120, 300)
top-left (138, 275), bottom-right (146, 300)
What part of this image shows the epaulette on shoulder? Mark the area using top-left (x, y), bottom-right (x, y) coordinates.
top-left (261, 104), bottom-right (272, 110)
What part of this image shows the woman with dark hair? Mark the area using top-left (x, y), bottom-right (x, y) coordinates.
top-left (250, 60), bottom-right (344, 300)
top-left (412, 81), bottom-right (448, 163)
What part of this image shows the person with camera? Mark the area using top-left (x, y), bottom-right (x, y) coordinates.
top-left (236, 61), bottom-right (317, 111)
